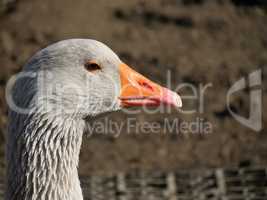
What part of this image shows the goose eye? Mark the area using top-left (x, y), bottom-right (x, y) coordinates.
top-left (84, 61), bottom-right (101, 72)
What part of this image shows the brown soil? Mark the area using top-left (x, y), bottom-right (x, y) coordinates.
top-left (0, 0), bottom-right (266, 177)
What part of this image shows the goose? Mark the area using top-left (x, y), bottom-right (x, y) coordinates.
top-left (5, 39), bottom-right (182, 200)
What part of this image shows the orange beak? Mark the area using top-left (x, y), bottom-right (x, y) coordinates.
top-left (119, 63), bottom-right (182, 108)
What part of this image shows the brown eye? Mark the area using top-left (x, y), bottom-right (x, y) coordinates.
top-left (84, 61), bottom-right (101, 72)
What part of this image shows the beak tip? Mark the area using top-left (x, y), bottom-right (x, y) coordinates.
top-left (173, 93), bottom-right (182, 108)
top-left (162, 88), bottom-right (182, 108)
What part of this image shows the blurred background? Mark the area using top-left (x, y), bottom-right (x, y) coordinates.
top-left (0, 0), bottom-right (266, 180)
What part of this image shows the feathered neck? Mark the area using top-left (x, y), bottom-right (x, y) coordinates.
top-left (6, 111), bottom-right (85, 200)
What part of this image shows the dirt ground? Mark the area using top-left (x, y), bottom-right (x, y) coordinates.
top-left (0, 0), bottom-right (266, 177)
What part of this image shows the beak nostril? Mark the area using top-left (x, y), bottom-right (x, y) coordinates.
top-left (138, 81), bottom-right (154, 92)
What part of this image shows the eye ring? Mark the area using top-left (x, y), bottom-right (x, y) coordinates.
top-left (84, 61), bottom-right (101, 72)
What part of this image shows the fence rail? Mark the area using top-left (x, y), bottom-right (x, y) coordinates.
top-left (0, 168), bottom-right (266, 200)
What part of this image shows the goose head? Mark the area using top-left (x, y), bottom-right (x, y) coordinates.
top-left (14, 39), bottom-right (182, 119)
